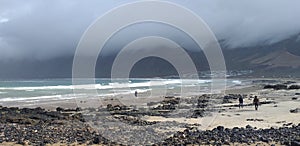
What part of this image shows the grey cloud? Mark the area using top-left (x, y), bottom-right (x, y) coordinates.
top-left (0, 0), bottom-right (125, 60)
top-left (0, 0), bottom-right (300, 60)
top-left (189, 0), bottom-right (300, 48)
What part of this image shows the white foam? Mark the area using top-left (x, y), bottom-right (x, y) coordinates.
top-left (0, 85), bottom-right (74, 91)
top-left (198, 79), bottom-right (212, 83)
top-left (102, 81), bottom-right (162, 89)
top-left (0, 95), bottom-right (63, 102)
top-left (0, 79), bottom-right (213, 91)
top-left (0, 81), bottom-right (156, 91)
top-left (232, 80), bottom-right (242, 84)
top-left (164, 79), bottom-right (182, 84)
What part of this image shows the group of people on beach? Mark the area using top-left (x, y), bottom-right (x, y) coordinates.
top-left (238, 95), bottom-right (260, 110)
top-left (134, 91), bottom-right (260, 110)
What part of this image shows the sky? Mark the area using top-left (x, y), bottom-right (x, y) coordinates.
top-left (1, 0), bottom-right (300, 61)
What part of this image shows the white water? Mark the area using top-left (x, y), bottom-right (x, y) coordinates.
top-left (0, 79), bottom-right (245, 102)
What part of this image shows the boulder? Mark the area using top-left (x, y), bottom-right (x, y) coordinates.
top-left (290, 108), bottom-right (300, 113)
top-left (288, 85), bottom-right (300, 90)
top-left (292, 97), bottom-right (298, 100)
top-left (216, 126), bottom-right (224, 131)
top-left (264, 84), bottom-right (287, 90)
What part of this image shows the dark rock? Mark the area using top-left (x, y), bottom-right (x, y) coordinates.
top-left (260, 137), bottom-right (269, 143)
top-left (246, 125), bottom-right (253, 129)
top-left (290, 108), bottom-right (300, 113)
top-left (106, 104), bottom-right (113, 111)
top-left (284, 123), bottom-right (293, 126)
top-left (217, 126), bottom-right (224, 131)
top-left (284, 81), bottom-right (296, 85)
top-left (283, 141), bottom-right (290, 145)
top-left (56, 107), bottom-right (64, 112)
top-left (292, 97), bottom-right (298, 100)
top-left (291, 141), bottom-right (300, 146)
top-left (264, 84), bottom-right (287, 90)
top-left (289, 85), bottom-right (300, 90)
top-left (192, 109), bottom-right (205, 118)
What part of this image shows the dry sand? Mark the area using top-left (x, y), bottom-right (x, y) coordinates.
top-left (143, 82), bottom-right (300, 130)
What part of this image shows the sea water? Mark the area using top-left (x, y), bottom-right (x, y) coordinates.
top-left (0, 78), bottom-right (247, 103)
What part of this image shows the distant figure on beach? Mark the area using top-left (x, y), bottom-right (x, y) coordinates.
top-left (239, 96), bottom-right (244, 109)
top-left (253, 96), bottom-right (259, 110)
top-left (134, 90), bottom-right (138, 97)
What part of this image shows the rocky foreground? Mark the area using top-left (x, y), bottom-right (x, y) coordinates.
top-left (0, 105), bottom-right (300, 145)
top-left (158, 125), bottom-right (300, 146)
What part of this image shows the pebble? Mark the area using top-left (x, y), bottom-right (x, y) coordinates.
top-left (290, 108), bottom-right (300, 113)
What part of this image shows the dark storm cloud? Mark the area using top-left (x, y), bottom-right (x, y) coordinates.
top-left (0, 0), bottom-right (300, 60)
top-left (0, 0), bottom-right (126, 60)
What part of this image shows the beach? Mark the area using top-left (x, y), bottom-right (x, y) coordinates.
top-left (0, 78), bottom-right (300, 145)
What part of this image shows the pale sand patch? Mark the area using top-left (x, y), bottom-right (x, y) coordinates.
top-left (144, 96), bottom-right (300, 130)
top-left (208, 100), bottom-right (300, 129)
top-left (145, 101), bottom-right (300, 130)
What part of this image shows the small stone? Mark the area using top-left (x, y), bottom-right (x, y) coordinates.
top-left (260, 137), bottom-right (269, 143)
top-left (292, 97), bottom-right (298, 100)
top-left (217, 126), bottom-right (224, 131)
top-left (291, 140), bottom-right (300, 146)
top-left (283, 141), bottom-right (290, 145)
top-left (246, 125), bottom-right (253, 129)
top-left (290, 108), bottom-right (300, 113)
top-left (93, 137), bottom-right (100, 144)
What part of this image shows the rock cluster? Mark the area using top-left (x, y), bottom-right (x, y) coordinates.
top-left (190, 95), bottom-right (211, 118)
top-left (158, 124), bottom-right (300, 145)
top-left (0, 107), bottom-right (84, 124)
top-left (114, 115), bottom-right (158, 126)
top-left (152, 97), bottom-right (180, 111)
top-left (106, 104), bottom-right (131, 111)
top-left (289, 85), bottom-right (300, 90)
top-left (264, 84), bottom-right (288, 90)
top-left (0, 107), bottom-right (111, 145)
top-left (264, 84), bottom-right (300, 90)
top-left (222, 94), bottom-right (245, 104)
top-left (1, 106), bottom-right (300, 145)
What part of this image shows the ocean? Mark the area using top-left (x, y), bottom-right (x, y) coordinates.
top-left (0, 78), bottom-right (249, 103)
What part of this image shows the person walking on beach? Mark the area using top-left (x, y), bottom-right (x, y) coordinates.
top-left (134, 90), bottom-right (138, 97)
top-left (239, 96), bottom-right (244, 109)
top-left (253, 96), bottom-right (259, 110)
